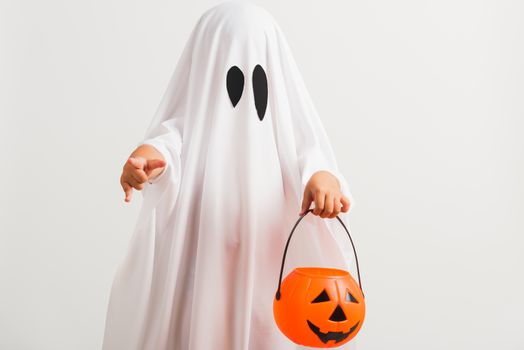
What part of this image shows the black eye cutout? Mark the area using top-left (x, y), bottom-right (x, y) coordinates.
top-left (252, 64), bottom-right (268, 121)
top-left (346, 289), bottom-right (359, 304)
top-left (311, 289), bottom-right (330, 303)
top-left (226, 66), bottom-right (244, 107)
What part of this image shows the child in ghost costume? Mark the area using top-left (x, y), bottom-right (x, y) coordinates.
top-left (102, 1), bottom-right (360, 350)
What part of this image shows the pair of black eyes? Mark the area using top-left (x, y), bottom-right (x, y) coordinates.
top-left (311, 289), bottom-right (359, 304)
top-left (226, 64), bottom-right (268, 121)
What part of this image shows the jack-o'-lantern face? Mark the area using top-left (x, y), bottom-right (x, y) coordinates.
top-left (273, 267), bottom-right (365, 348)
top-left (306, 286), bottom-right (361, 344)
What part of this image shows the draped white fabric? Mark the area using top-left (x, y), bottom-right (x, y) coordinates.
top-left (102, 2), bottom-right (359, 349)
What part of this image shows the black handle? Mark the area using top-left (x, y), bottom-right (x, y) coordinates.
top-left (275, 209), bottom-right (363, 301)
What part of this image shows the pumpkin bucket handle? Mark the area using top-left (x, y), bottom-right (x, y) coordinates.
top-left (275, 208), bottom-right (364, 301)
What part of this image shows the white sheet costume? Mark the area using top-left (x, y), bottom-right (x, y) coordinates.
top-left (102, 1), bottom-right (358, 349)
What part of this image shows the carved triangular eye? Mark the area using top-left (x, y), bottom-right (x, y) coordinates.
top-left (226, 66), bottom-right (244, 107)
top-left (346, 288), bottom-right (358, 303)
top-left (311, 289), bottom-right (330, 303)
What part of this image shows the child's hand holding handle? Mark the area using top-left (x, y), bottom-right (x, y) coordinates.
top-left (120, 144), bottom-right (166, 202)
top-left (300, 170), bottom-right (351, 218)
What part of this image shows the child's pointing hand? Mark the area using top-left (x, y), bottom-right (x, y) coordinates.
top-left (300, 170), bottom-right (350, 218)
top-left (120, 145), bottom-right (166, 202)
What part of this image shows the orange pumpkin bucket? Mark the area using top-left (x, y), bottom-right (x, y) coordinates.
top-left (273, 209), bottom-right (365, 348)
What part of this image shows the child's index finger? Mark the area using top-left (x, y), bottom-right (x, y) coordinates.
top-left (127, 157), bottom-right (145, 169)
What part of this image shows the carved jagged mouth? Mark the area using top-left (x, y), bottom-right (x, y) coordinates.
top-left (306, 320), bottom-right (360, 344)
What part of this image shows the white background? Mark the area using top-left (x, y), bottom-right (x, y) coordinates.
top-left (1, 0), bottom-right (523, 349)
